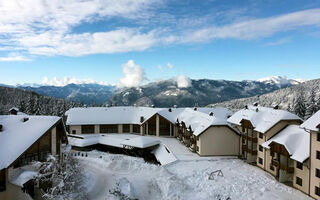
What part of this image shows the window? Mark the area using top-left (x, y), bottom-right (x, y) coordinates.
top-left (317, 151), bottom-right (320, 160)
top-left (259, 133), bottom-right (263, 139)
top-left (133, 125), bottom-right (140, 134)
top-left (316, 186), bottom-right (320, 197)
top-left (316, 168), bottom-right (320, 178)
top-left (296, 162), bottom-right (303, 170)
top-left (270, 165), bottom-right (274, 171)
top-left (296, 177), bottom-right (302, 186)
top-left (81, 125), bottom-right (94, 134)
top-left (0, 169), bottom-right (5, 192)
top-left (317, 133), bottom-right (320, 142)
top-left (258, 157), bottom-right (263, 165)
top-left (72, 130), bottom-right (76, 134)
top-left (100, 125), bottom-right (118, 133)
top-left (123, 124), bottom-right (130, 133)
top-left (259, 145), bottom-right (263, 152)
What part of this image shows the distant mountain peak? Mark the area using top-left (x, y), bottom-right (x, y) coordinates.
top-left (257, 76), bottom-right (304, 87)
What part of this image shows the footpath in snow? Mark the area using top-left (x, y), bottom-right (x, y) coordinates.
top-left (76, 137), bottom-right (312, 200)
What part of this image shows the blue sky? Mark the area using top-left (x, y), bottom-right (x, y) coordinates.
top-left (0, 0), bottom-right (320, 86)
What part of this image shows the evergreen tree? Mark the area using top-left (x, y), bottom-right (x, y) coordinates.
top-left (293, 88), bottom-right (306, 119)
top-left (305, 89), bottom-right (317, 119)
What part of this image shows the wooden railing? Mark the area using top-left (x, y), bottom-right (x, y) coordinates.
top-left (271, 159), bottom-right (294, 173)
top-left (242, 135), bottom-right (258, 143)
top-left (242, 145), bottom-right (257, 155)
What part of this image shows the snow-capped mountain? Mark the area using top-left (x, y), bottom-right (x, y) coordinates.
top-left (108, 78), bottom-right (296, 107)
top-left (257, 76), bottom-right (304, 87)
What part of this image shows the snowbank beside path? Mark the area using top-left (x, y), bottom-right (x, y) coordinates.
top-left (78, 152), bottom-right (312, 200)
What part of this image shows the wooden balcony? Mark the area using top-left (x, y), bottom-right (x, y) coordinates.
top-left (242, 135), bottom-right (258, 143)
top-left (242, 145), bottom-right (257, 155)
top-left (271, 159), bottom-right (294, 173)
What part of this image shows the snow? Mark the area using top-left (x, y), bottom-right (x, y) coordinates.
top-left (0, 115), bottom-right (61, 170)
top-left (77, 147), bottom-right (311, 200)
top-left (152, 143), bottom-right (177, 165)
top-left (120, 137), bottom-right (160, 148)
top-left (65, 106), bottom-right (161, 125)
top-left (227, 106), bottom-right (301, 134)
top-left (261, 125), bottom-right (310, 163)
top-left (257, 76), bottom-right (303, 87)
top-left (301, 110), bottom-right (320, 132)
top-left (9, 168), bottom-right (38, 187)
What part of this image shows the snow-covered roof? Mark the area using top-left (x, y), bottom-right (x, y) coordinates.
top-left (158, 107), bottom-right (235, 136)
top-left (68, 134), bottom-right (160, 149)
top-left (66, 106), bottom-right (162, 125)
top-left (9, 168), bottom-right (38, 187)
top-left (121, 137), bottom-right (160, 148)
top-left (66, 106), bottom-right (235, 137)
top-left (227, 106), bottom-right (301, 134)
top-left (261, 125), bottom-right (309, 163)
top-left (0, 115), bottom-right (61, 170)
top-left (9, 107), bottom-right (19, 112)
top-left (300, 110), bottom-right (320, 132)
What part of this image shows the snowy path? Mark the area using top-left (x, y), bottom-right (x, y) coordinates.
top-left (78, 150), bottom-right (312, 200)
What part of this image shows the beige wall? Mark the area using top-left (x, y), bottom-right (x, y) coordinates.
top-left (0, 169), bottom-right (31, 200)
top-left (118, 124), bottom-right (123, 133)
top-left (94, 125), bottom-right (100, 134)
top-left (197, 126), bottom-right (239, 156)
top-left (265, 149), bottom-right (278, 176)
top-left (293, 160), bottom-right (310, 195)
top-left (310, 130), bottom-right (320, 200)
top-left (69, 125), bottom-right (81, 134)
top-left (258, 120), bottom-right (301, 171)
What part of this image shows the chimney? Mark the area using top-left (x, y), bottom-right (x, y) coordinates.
top-left (173, 105), bottom-right (177, 108)
top-left (256, 108), bottom-right (259, 112)
top-left (168, 108), bottom-right (172, 112)
top-left (209, 112), bottom-right (213, 116)
top-left (253, 102), bottom-right (259, 106)
top-left (140, 116), bottom-right (144, 123)
top-left (244, 105), bottom-right (248, 109)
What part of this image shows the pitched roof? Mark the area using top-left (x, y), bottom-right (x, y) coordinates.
top-left (227, 106), bottom-right (301, 134)
top-left (261, 125), bottom-right (309, 163)
top-left (66, 106), bottom-right (236, 137)
top-left (0, 115), bottom-right (61, 170)
top-left (65, 106), bottom-right (161, 125)
top-left (300, 110), bottom-right (320, 132)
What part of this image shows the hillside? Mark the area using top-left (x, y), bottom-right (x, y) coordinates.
top-left (108, 78), bottom-right (295, 107)
top-left (210, 78), bottom-right (320, 117)
top-left (0, 86), bottom-right (82, 116)
top-left (18, 83), bottom-right (116, 105)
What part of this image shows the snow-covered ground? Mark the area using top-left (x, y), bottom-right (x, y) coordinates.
top-left (76, 138), bottom-right (312, 200)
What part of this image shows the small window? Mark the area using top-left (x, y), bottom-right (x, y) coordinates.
top-left (296, 177), bottom-right (302, 186)
top-left (81, 125), bottom-right (95, 134)
top-left (296, 162), bottom-right (303, 170)
top-left (123, 124), bottom-right (130, 133)
top-left (0, 169), bottom-right (5, 192)
top-left (72, 130), bottom-right (76, 134)
top-left (259, 133), bottom-right (263, 139)
top-left (316, 168), bottom-right (320, 178)
top-left (317, 133), bottom-right (320, 142)
top-left (258, 157), bottom-right (263, 165)
top-left (270, 165), bottom-right (274, 171)
top-left (317, 151), bottom-right (320, 160)
top-left (316, 186), bottom-right (320, 197)
top-left (259, 145), bottom-right (263, 152)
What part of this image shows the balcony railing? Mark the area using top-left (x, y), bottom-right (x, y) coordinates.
top-left (242, 145), bottom-right (257, 155)
top-left (271, 159), bottom-right (294, 173)
top-left (242, 135), bottom-right (258, 143)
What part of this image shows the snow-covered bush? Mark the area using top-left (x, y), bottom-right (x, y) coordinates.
top-left (32, 153), bottom-right (87, 200)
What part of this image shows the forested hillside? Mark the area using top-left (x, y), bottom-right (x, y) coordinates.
top-left (0, 86), bottom-right (82, 116)
top-left (210, 79), bottom-right (320, 119)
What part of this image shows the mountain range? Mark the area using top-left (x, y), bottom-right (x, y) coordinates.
top-left (9, 76), bottom-right (302, 107)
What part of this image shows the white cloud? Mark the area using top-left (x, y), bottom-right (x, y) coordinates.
top-left (175, 75), bottom-right (192, 88)
top-left (167, 63), bottom-right (174, 69)
top-left (41, 76), bottom-right (109, 86)
top-left (157, 64), bottom-right (163, 71)
top-left (0, 53), bottom-right (31, 62)
top-left (118, 60), bottom-right (146, 88)
top-left (178, 8), bottom-right (320, 43)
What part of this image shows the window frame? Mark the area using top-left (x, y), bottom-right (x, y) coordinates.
top-left (258, 157), bottom-right (263, 165)
top-left (296, 162), bottom-right (303, 170)
top-left (296, 176), bottom-right (302, 186)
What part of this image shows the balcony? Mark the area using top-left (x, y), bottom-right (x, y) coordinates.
top-left (271, 159), bottom-right (294, 173)
top-left (242, 145), bottom-right (257, 155)
top-left (242, 135), bottom-right (258, 143)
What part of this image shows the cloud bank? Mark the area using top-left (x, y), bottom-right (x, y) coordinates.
top-left (176, 75), bottom-right (192, 88)
top-left (118, 60), bottom-right (146, 88)
top-left (41, 76), bottom-right (109, 86)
